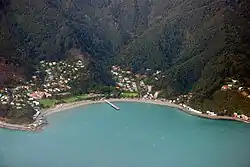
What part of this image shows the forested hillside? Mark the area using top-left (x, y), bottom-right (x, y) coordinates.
top-left (117, 0), bottom-right (250, 98)
top-left (0, 0), bottom-right (250, 102)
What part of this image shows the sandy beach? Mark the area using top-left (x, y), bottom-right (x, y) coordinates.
top-left (43, 98), bottom-right (250, 123)
top-left (1, 98), bottom-right (249, 132)
top-left (43, 98), bottom-right (183, 116)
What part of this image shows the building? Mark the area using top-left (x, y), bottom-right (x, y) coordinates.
top-left (154, 92), bottom-right (159, 99)
top-left (148, 86), bottom-right (152, 92)
top-left (241, 115), bottom-right (248, 120)
top-left (28, 91), bottom-right (52, 100)
top-left (221, 85), bottom-right (229, 91)
top-left (206, 111), bottom-right (217, 116)
top-left (238, 87), bottom-right (244, 91)
top-left (232, 79), bottom-right (238, 84)
top-left (156, 70), bottom-right (161, 75)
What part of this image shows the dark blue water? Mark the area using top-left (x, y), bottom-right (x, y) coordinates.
top-left (1, 102), bottom-right (250, 167)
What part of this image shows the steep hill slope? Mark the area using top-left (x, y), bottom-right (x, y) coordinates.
top-left (116, 0), bottom-right (250, 98)
top-left (0, 0), bottom-right (116, 85)
top-left (0, 0), bottom-right (249, 99)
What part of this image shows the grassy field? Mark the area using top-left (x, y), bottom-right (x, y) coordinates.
top-left (39, 94), bottom-right (89, 108)
top-left (39, 99), bottom-right (58, 108)
top-left (62, 94), bottom-right (88, 103)
top-left (121, 92), bottom-right (139, 97)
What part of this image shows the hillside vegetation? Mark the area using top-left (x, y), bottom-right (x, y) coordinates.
top-left (0, 0), bottom-right (250, 113)
top-left (117, 0), bottom-right (250, 97)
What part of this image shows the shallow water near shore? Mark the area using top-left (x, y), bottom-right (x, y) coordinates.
top-left (1, 102), bottom-right (250, 167)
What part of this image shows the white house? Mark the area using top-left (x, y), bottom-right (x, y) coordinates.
top-left (33, 101), bottom-right (40, 106)
top-left (154, 92), bottom-right (159, 99)
top-left (156, 70), bottom-right (161, 75)
top-left (206, 111), bottom-right (217, 116)
top-left (232, 79), bottom-right (238, 83)
top-left (148, 86), bottom-right (152, 92)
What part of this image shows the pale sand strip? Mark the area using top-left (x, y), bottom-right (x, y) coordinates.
top-left (43, 98), bottom-right (182, 116)
top-left (43, 98), bottom-right (250, 124)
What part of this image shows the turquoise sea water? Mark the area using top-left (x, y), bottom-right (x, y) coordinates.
top-left (1, 102), bottom-right (250, 167)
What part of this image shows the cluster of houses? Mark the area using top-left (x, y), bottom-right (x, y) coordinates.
top-left (233, 113), bottom-right (249, 121)
top-left (179, 103), bottom-right (202, 114)
top-left (28, 91), bottom-right (52, 100)
top-left (221, 79), bottom-right (250, 99)
top-left (38, 60), bottom-right (85, 95)
top-left (168, 93), bottom-right (193, 104)
top-left (142, 85), bottom-right (160, 99)
top-left (0, 89), bottom-right (10, 105)
top-left (2, 61), bottom-right (250, 125)
top-left (0, 87), bottom-right (40, 113)
top-left (111, 65), bottom-right (138, 92)
top-left (111, 65), bottom-right (160, 99)
top-left (0, 59), bottom-right (86, 124)
top-left (169, 93), bottom-right (220, 116)
top-left (169, 91), bottom-right (250, 120)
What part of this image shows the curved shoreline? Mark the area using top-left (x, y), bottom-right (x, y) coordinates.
top-left (43, 99), bottom-right (250, 124)
top-left (43, 99), bottom-right (183, 116)
top-left (1, 98), bottom-right (249, 132)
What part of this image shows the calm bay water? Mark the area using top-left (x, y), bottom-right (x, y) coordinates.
top-left (1, 102), bottom-right (250, 167)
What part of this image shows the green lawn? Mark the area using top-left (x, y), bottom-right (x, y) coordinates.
top-left (77, 94), bottom-right (89, 99)
top-left (39, 94), bottom-right (89, 108)
top-left (62, 96), bottom-right (79, 103)
top-left (39, 99), bottom-right (58, 108)
top-left (62, 94), bottom-right (88, 103)
top-left (121, 92), bottom-right (139, 97)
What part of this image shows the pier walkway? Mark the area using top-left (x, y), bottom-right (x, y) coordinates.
top-left (104, 100), bottom-right (120, 110)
